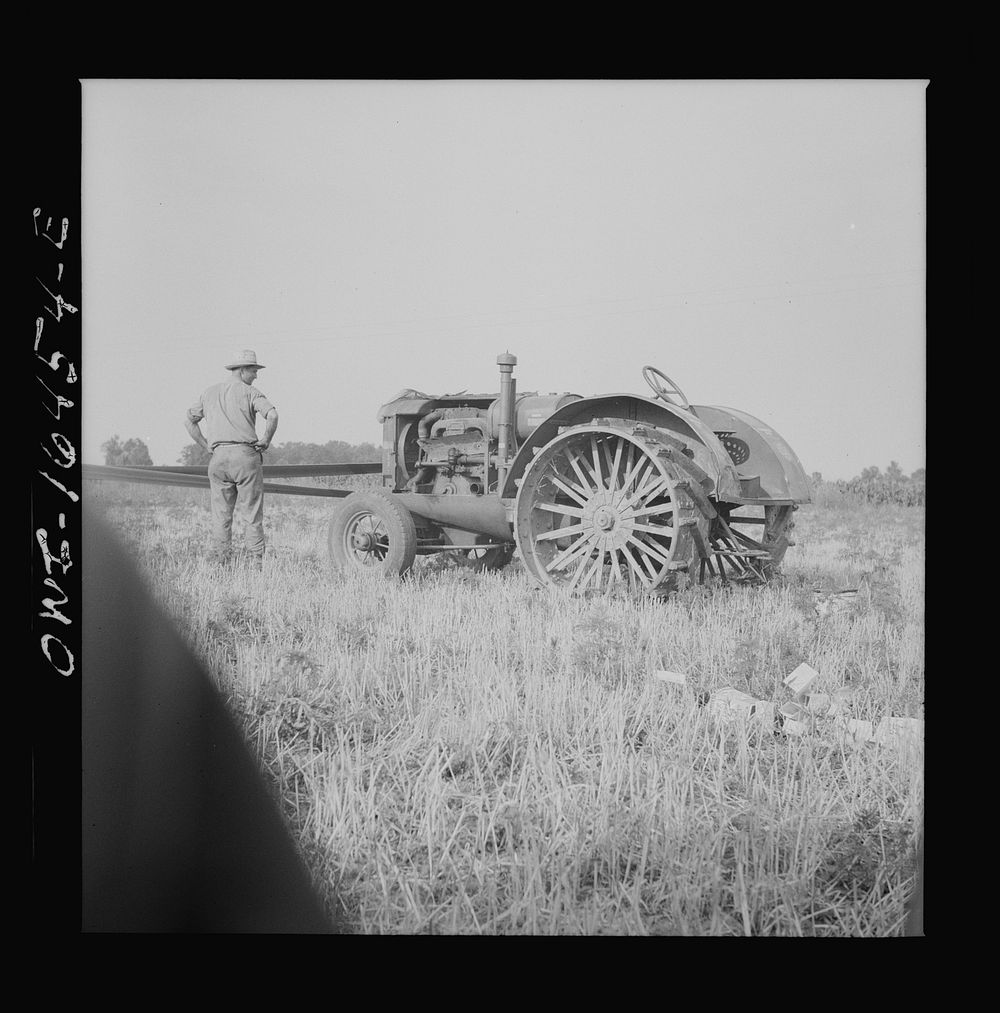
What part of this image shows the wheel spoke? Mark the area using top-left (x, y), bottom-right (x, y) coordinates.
top-left (545, 530), bottom-right (595, 573)
top-left (622, 547), bottom-right (652, 587)
top-left (549, 475), bottom-right (589, 508)
top-left (605, 542), bottom-right (621, 590)
top-left (621, 452), bottom-right (649, 498)
top-left (567, 544), bottom-right (598, 591)
top-left (535, 500), bottom-right (586, 519)
top-left (623, 546), bottom-right (637, 590)
top-left (638, 536), bottom-right (675, 570)
top-left (600, 439), bottom-right (617, 491)
top-left (623, 535), bottom-right (662, 578)
top-left (549, 460), bottom-right (590, 500)
top-left (711, 529), bottom-right (769, 581)
top-left (619, 442), bottom-right (636, 490)
top-left (726, 555), bottom-right (751, 578)
top-left (637, 545), bottom-right (660, 579)
top-left (588, 551), bottom-right (606, 591)
top-left (534, 522), bottom-right (589, 542)
top-left (611, 443), bottom-right (635, 507)
top-left (575, 546), bottom-right (605, 592)
top-left (628, 502), bottom-right (676, 521)
top-left (590, 437), bottom-right (604, 491)
top-left (628, 521), bottom-right (676, 538)
top-left (620, 469), bottom-right (668, 512)
top-left (732, 528), bottom-right (766, 551)
top-left (626, 532), bottom-right (672, 568)
top-left (566, 448), bottom-right (599, 496)
top-left (726, 543), bottom-right (754, 577)
top-left (630, 471), bottom-right (670, 505)
top-left (607, 438), bottom-right (624, 493)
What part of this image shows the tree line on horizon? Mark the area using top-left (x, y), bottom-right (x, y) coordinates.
top-left (810, 462), bottom-right (925, 507)
top-left (175, 439), bottom-right (381, 468)
top-left (100, 435), bottom-right (153, 468)
top-left (99, 435), bottom-right (382, 468)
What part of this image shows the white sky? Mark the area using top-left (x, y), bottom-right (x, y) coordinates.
top-left (81, 79), bottom-right (926, 479)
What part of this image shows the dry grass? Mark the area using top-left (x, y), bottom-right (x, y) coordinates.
top-left (85, 478), bottom-right (925, 935)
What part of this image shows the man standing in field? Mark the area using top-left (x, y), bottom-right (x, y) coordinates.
top-left (185, 350), bottom-right (279, 565)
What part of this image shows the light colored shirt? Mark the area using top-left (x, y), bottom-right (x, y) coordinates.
top-left (188, 381), bottom-right (276, 450)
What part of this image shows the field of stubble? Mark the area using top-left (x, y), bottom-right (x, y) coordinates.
top-left (86, 477), bottom-right (924, 935)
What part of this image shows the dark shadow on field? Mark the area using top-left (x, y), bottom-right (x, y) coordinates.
top-left (82, 508), bottom-right (336, 933)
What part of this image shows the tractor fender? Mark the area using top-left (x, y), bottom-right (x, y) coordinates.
top-left (693, 405), bottom-right (812, 503)
top-left (500, 394), bottom-right (742, 501)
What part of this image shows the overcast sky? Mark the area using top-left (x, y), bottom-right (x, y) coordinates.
top-left (81, 79), bottom-right (925, 479)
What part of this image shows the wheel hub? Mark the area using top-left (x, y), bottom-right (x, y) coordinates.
top-left (581, 491), bottom-right (632, 548)
top-left (329, 491), bottom-right (418, 578)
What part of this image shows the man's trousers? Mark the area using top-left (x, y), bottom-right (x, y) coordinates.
top-left (208, 444), bottom-right (265, 559)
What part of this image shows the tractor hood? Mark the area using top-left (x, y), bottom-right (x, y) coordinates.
top-left (377, 390), bottom-right (496, 421)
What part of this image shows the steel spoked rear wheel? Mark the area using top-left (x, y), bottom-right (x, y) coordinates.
top-left (514, 425), bottom-right (706, 595)
top-left (328, 489), bottom-right (417, 576)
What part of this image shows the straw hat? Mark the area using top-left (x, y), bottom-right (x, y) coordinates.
top-left (226, 349), bottom-right (265, 370)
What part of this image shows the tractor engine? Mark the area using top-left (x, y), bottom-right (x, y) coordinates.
top-left (408, 407), bottom-right (490, 496)
top-left (377, 359), bottom-right (582, 499)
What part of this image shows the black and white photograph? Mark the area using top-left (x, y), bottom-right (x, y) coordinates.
top-left (41, 79), bottom-right (926, 934)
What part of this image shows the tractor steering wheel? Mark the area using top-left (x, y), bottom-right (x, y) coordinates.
top-left (642, 366), bottom-right (692, 411)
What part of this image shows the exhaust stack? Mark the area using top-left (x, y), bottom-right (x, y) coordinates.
top-left (496, 352), bottom-right (517, 492)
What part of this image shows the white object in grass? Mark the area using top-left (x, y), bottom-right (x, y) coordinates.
top-left (783, 662), bottom-right (819, 698)
top-left (652, 670), bottom-right (688, 686)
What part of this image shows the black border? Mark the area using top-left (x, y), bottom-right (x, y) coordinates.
top-left (30, 78), bottom-right (82, 932)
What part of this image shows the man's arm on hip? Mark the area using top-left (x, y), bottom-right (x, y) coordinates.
top-left (184, 413), bottom-right (210, 453)
top-left (255, 409), bottom-right (279, 452)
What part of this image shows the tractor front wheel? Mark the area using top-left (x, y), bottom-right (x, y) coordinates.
top-left (328, 489), bottom-right (417, 577)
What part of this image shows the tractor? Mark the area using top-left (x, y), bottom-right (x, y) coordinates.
top-left (327, 353), bottom-right (811, 595)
